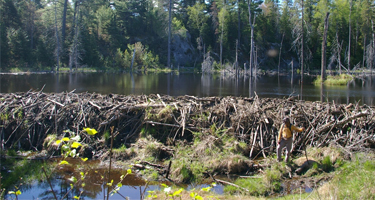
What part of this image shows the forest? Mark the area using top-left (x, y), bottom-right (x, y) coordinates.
top-left (1, 0), bottom-right (374, 73)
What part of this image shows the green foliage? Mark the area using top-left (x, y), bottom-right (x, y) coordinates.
top-left (181, 165), bottom-right (194, 182)
top-left (224, 177), bottom-right (266, 196)
top-left (2, 0), bottom-right (375, 72)
top-left (314, 74), bottom-right (354, 85)
top-left (322, 156), bottom-right (333, 172)
top-left (225, 163), bottom-right (284, 196)
top-left (114, 42), bottom-right (160, 70)
top-left (113, 144), bottom-right (127, 153)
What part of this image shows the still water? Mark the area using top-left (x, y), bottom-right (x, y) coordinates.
top-left (1, 72), bottom-right (374, 105)
top-left (3, 158), bottom-right (223, 200)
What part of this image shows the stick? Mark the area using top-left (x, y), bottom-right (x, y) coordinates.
top-left (47, 98), bottom-right (65, 107)
top-left (42, 166), bottom-right (58, 200)
top-left (214, 179), bottom-right (250, 193)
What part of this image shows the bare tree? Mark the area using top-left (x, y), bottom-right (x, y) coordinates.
top-left (61, 0), bottom-right (68, 50)
top-left (237, 0), bottom-right (241, 55)
top-left (348, 0), bottom-right (352, 71)
top-left (278, 33), bottom-right (284, 75)
top-left (248, 0), bottom-right (256, 77)
top-left (321, 12), bottom-right (330, 81)
top-left (54, 0), bottom-right (61, 72)
top-left (168, 0), bottom-right (172, 68)
top-left (301, 0), bottom-right (304, 83)
top-left (69, 0), bottom-right (81, 71)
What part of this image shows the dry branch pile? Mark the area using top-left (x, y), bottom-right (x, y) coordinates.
top-left (0, 91), bottom-right (374, 158)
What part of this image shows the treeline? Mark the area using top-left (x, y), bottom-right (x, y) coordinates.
top-left (0, 0), bottom-right (374, 73)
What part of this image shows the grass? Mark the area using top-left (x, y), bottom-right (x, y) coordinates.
top-left (314, 74), bottom-right (354, 85)
top-left (279, 152), bottom-right (375, 200)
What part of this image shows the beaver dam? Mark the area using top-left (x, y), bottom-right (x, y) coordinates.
top-left (1, 92), bottom-right (375, 184)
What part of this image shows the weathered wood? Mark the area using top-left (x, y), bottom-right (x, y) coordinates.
top-left (0, 92), bottom-right (374, 158)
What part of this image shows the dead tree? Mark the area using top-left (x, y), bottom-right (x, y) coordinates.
top-left (321, 12), bottom-right (330, 81)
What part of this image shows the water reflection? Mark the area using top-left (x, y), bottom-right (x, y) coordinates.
top-left (4, 158), bottom-right (158, 200)
top-left (0, 73), bottom-right (374, 105)
top-left (4, 157), bottom-right (224, 200)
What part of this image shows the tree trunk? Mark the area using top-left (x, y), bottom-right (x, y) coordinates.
top-left (220, 25), bottom-right (223, 65)
top-left (69, 1), bottom-right (80, 71)
top-left (168, 0), bottom-right (172, 68)
top-left (321, 12), bottom-right (330, 81)
top-left (301, 0), bottom-right (304, 84)
top-left (236, 40), bottom-right (238, 76)
top-left (248, 0), bottom-right (253, 76)
top-left (237, 0), bottom-right (241, 51)
top-left (61, 0), bottom-right (68, 51)
top-left (54, 0), bottom-right (60, 72)
top-left (248, 0), bottom-right (256, 77)
top-left (363, 35), bottom-right (366, 69)
top-left (278, 33), bottom-right (284, 75)
top-left (74, 5), bottom-right (80, 70)
top-left (336, 31), bottom-right (342, 75)
top-left (348, 0), bottom-right (352, 71)
top-left (371, 20), bottom-right (374, 75)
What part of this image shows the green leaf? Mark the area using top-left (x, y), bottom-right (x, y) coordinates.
top-left (68, 176), bottom-right (78, 183)
top-left (81, 183), bottom-right (86, 187)
top-left (146, 194), bottom-right (158, 198)
top-left (172, 188), bottom-right (184, 196)
top-left (74, 196), bottom-right (80, 199)
top-left (62, 137), bottom-right (70, 142)
top-left (59, 160), bottom-right (69, 165)
top-left (107, 179), bottom-right (114, 186)
top-left (190, 192), bottom-right (196, 198)
top-left (83, 128), bottom-right (98, 135)
top-left (81, 157), bottom-right (88, 162)
top-left (8, 191), bottom-right (15, 195)
top-left (195, 195), bottom-right (203, 200)
top-left (161, 183), bottom-right (168, 188)
top-left (80, 172), bottom-right (85, 180)
top-left (201, 186), bottom-right (212, 192)
top-left (55, 140), bottom-right (62, 145)
top-left (117, 183), bottom-right (123, 188)
top-left (71, 142), bottom-right (82, 149)
top-left (62, 144), bottom-right (70, 152)
top-left (127, 169), bottom-right (132, 174)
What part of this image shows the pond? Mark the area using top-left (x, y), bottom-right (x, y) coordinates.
top-left (3, 158), bottom-right (223, 200)
top-left (3, 72), bottom-right (370, 199)
top-left (0, 72), bottom-right (374, 105)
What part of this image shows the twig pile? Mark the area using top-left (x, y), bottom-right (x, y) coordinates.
top-left (0, 91), bottom-right (374, 157)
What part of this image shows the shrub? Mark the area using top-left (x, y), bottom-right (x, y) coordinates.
top-left (114, 42), bottom-right (160, 70)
